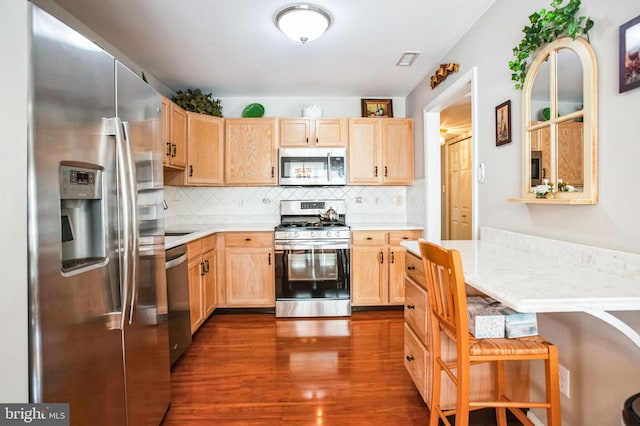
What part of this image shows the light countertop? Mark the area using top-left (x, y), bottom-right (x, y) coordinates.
top-left (165, 222), bottom-right (423, 249)
top-left (401, 239), bottom-right (640, 314)
top-left (165, 223), bottom-right (277, 249)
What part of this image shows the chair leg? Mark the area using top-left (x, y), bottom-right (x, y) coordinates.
top-left (546, 345), bottom-right (562, 425)
top-left (429, 357), bottom-right (442, 426)
top-left (495, 360), bottom-right (507, 426)
top-left (456, 361), bottom-right (471, 426)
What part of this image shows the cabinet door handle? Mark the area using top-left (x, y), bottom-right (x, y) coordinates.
top-left (204, 260), bottom-right (210, 273)
top-left (407, 266), bottom-right (416, 271)
top-left (245, 238), bottom-right (252, 241)
top-left (379, 251), bottom-right (384, 264)
top-left (306, 137), bottom-right (309, 144)
top-left (391, 251), bottom-right (395, 264)
top-left (384, 166), bottom-right (388, 177)
top-left (366, 237), bottom-right (373, 240)
top-left (200, 262), bottom-right (206, 276)
top-left (189, 165), bottom-right (193, 177)
top-left (271, 166), bottom-right (275, 178)
top-left (268, 252), bottom-right (272, 265)
top-left (406, 355), bottom-right (414, 362)
top-left (315, 137), bottom-right (319, 145)
top-left (172, 143), bottom-right (177, 157)
top-left (374, 166), bottom-right (378, 177)
top-left (406, 304), bottom-right (415, 310)
top-left (166, 142), bottom-right (172, 157)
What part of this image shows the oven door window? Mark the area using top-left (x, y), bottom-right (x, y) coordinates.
top-left (288, 252), bottom-right (337, 281)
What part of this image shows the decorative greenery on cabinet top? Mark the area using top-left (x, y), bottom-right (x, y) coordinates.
top-left (509, 0), bottom-right (594, 89)
top-left (173, 88), bottom-right (223, 117)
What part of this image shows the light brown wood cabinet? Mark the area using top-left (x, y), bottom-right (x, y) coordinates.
top-left (165, 112), bottom-right (224, 186)
top-left (279, 118), bottom-right (348, 147)
top-left (348, 118), bottom-right (414, 185)
top-left (557, 121), bottom-right (583, 186)
top-left (186, 112), bottom-right (224, 185)
top-left (403, 250), bottom-right (529, 409)
top-left (224, 118), bottom-right (277, 186)
top-left (221, 232), bottom-right (275, 307)
top-left (351, 229), bottom-right (422, 306)
top-left (162, 97), bottom-right (187, 170)
top-left (186, 234), bottom-right (217, 334)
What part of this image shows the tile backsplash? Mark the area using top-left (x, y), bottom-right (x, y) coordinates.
top-left (163, 185), bottom-right (409, 227)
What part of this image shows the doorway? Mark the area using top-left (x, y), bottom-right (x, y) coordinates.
top-left (423, 67), bottom-right (478, 241)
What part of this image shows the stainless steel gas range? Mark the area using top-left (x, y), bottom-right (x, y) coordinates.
top-left (274, 199), bottom-right (351, 318)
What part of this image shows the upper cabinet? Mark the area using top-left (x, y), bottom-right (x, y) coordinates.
top-left (279, 118), bottom-right (348, 147)
top-left (515, 36), bottom-right (598, 204)
top-left (185, 112), bottom-right (224, 186)
top-left (348, 118), bottom-right (414, 185)
top-left (162, 97), bottom-right (187, 170)
top-left (225, 118), bottom-right (278, 186)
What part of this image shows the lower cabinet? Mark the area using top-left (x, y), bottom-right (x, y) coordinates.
top-left (187, 234), bottom-right (217, 334)
top-left (351, 229), bottom-right (422, 306)
top-left (220, 232), bottom-right (275, 308)
top-left (403, 250), bottom-right (529, 409)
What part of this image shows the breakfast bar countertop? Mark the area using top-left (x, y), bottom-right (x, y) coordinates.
top-left (401, 239), bottom-right (640, 314)
top-left (402, 236), bottom-right (640, 349)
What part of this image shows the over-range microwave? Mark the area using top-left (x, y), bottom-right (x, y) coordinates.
top-left (278, 148), bottom-right (346, 186)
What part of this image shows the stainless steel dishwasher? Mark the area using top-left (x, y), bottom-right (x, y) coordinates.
top-left (166, 244), bottom-right (191, 366)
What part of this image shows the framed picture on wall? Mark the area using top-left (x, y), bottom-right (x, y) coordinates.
top-left (619, 14), bottom-right (640, 93)
top-left (361, 99), bottom-right (393, 117)
top-left (495, 100), bottom-right (511, 146)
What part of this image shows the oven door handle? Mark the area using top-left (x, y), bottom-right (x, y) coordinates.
top-left (274, 240), bottom-right (350, 250)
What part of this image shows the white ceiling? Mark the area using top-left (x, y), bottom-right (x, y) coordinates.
top-left (50, 0), bottom-right (496, 97)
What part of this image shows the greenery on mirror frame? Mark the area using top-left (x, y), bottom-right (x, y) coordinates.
top-left (172, 88), bottom-right (223, 117)
top-left (509, 0), bottom-right (594, 89)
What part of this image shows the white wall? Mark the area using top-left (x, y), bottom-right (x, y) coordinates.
top-left (406, 0), bottom-right (640, 424)
top-left (219, 96), bottom-right (406, 118)
top-left (0, 0), bottom-right (29, 402)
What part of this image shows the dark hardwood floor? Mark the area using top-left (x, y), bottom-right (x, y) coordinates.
top-left (162, 310), bottom-right (431, 425)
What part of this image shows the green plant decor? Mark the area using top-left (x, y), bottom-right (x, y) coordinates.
top-left (508, 0), bottom-right (594, 89)
top-left (172, 89), bottom-right (223, 117)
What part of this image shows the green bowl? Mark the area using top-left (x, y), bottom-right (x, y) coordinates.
top-left (242, 103), bottom-right (265, 118)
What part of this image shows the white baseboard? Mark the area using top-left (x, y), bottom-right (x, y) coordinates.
top-left (527, 411), bottom-right (544, 426)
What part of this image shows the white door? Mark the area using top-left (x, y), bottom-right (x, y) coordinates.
top-left (448, 137), bottom-right (472, 240)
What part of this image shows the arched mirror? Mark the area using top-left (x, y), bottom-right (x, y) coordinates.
top-left (517, 36), bottom-right (597, 204)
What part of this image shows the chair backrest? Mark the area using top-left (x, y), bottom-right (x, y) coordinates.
top-left (418, 240), bottom-right (470, 346)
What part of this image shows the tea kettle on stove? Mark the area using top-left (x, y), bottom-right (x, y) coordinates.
top-left (322, 206), bottom-right (338, 221)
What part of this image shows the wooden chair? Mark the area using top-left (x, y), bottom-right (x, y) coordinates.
top-left (418, 240), bottom-right (561, 426)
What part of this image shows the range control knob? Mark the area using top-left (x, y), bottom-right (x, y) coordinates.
top-left (310, 231), bottom-right (315, 238)
top-left (293, 231), bottom-right (299, 239)
top-left (326, 231), bottom-right (332, 238)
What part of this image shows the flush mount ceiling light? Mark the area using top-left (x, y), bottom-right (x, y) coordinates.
top-left (396, 51), bottom-right (421, 66)
top-left (275, 4), bottom-right (332, 44)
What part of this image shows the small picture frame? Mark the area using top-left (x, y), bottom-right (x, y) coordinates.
top-left (619, 14), bottom-right (640, 93)
top-left (495, 100), bottom-right (511, 146)
top-left (361, 99), bottom-right (393, 118)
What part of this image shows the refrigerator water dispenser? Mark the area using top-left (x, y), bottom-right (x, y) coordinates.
top-left (59, 163), bottom-right (106, 272)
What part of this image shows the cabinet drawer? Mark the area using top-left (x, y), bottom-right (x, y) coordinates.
top-left (201, 233), bottom-right (217, 252)
top-left (187, 239), bottom-right (202, 260)
top-left (405, 252), bottom-right (426, 290)
top-left (351, 230), bottom-right (386, 246)
top-left (389, 229), bottom-right (422, 245)
top-left (404, 278), bottom-right (429, 344)
top-left (404, 323), bottom-right (429, 404)
top-left (224, 232), bottom-right (273, 247)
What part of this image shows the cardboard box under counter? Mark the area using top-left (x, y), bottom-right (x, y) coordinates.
top-left (503, 309), bottom-right (539, 338)
top-left (467, 297), bottom-right (506, 338)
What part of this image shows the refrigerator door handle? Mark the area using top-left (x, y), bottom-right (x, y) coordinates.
top-left (121, 120), bottom-right (139, 325)
top-left (112, 117), bottom-right (135, 329)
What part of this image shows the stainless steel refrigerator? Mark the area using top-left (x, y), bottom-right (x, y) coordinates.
top-left (27, 4), bottom-right (171, 425)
